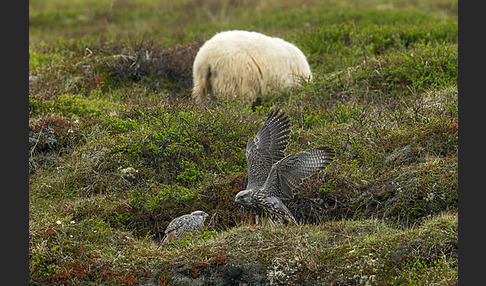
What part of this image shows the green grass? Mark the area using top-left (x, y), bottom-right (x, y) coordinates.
top-left (29, 211), bottom-right (457, 285)
top-left (29, 0), bottom-right (457, 284)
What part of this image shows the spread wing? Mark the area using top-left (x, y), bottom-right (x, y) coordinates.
top-left (260, 147), bottom-right (335, 199)
top-left (246, 110), bottom-right (290, 190)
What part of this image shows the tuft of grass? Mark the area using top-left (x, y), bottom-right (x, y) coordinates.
top-left (295, 21), bottom-right (457, 75)
top-left (29, 214), bottom-right (160, 285)
top-left (153, 212), bottom-right (457, 285)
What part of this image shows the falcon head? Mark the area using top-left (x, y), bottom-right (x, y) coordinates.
top-left (190, 210), bottom-right (209, 219)
top-left (235, 190), bottom-right (255, 206)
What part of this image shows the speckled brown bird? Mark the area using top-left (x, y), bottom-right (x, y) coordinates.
top-left (159, 210), bottom-right (209, 247)
top-left (235, 110), bottom-right (335, 226)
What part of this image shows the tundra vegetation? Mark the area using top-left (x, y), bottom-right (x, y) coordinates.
top-left (29, 0), bottom-right (458, 285)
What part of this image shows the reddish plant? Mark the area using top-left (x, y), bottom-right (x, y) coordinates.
top-left (210, 251), bottom-right (228, 266)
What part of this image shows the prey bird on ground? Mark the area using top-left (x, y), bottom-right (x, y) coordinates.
top-left (235, 110), bottom-right (335, 226)
top-left (158, 210), bottom-right (209, 248)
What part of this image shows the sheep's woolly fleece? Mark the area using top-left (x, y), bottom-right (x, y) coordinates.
top-left (192, 30), bottom-right (312, 103)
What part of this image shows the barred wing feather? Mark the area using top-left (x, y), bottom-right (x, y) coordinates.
top-left (261, 147), bottom-right (335, 199)
top-left (246, 110), bottom-right (290, 190)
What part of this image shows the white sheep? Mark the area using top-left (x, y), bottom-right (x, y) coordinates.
top-left (191, 30), bottom-right (312, 103)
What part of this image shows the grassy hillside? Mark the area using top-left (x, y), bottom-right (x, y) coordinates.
top-left (29, 0), bottom-right (458, 285)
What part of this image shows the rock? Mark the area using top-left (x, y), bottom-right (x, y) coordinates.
top-left (138, 260), bottom-right (268, 286)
